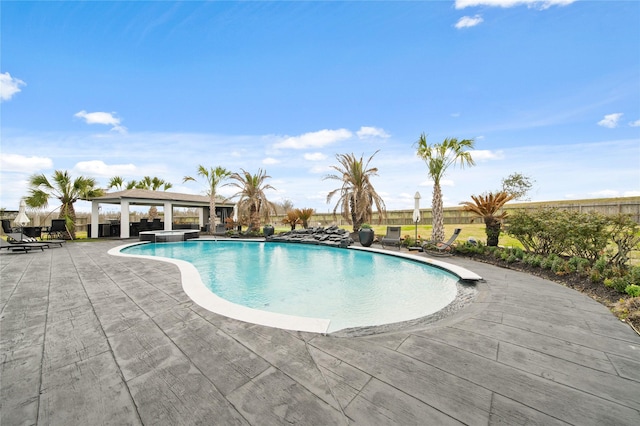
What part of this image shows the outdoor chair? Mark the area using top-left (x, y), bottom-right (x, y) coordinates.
top-left (2, 219), bottom-right (16, 234)
top-left (381, 226), bottom-right (402, 249)
top-left (47, 219), bottom-right (68, 240)
top-left (1, 238), bottom-right (47, 252)
top-left (422, 228), bottom-right (461, 256)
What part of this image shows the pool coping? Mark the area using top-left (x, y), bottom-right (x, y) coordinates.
top-left (109, 240), bottom-right (483, 335)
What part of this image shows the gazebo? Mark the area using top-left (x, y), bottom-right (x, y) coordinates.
top-left (87, 189), bottom-right (235, 239)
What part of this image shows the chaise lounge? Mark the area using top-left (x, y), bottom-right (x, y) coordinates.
top-left (1, 239), bottom-right (47, 252)
top-left (381, 226), bottom-right (402, 249)
top-left (422, 228), bottom-right (461, 256)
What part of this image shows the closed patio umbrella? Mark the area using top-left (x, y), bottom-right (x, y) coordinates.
top-left (14, 199), bottom-right (30, 231)
top-left (413, 192), bottom-right (421, 241)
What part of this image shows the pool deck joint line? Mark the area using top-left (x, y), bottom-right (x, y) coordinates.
top-left (1, 239), bottom-right (639, 425)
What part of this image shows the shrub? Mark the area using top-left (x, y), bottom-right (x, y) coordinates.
top-left (607, 214), bottom-right (640, 268)
top-left (625, 285), bottom-right (640, 297)
top-left (512, 247), bottom-right (525, 260)
top-left (551, 258), bottom-right (569, 275)
top-left (568, 256), bottom-right (591, 275)
top-left (541, 253), bottom-right (560, 270)
top-left (522, 254), bottom-right (543, 268)
top-left (605, 277), bottom-right (629, 293)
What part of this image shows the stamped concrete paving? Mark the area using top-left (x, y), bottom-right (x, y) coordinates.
top-left (1, 240), bottom-right (639, 425)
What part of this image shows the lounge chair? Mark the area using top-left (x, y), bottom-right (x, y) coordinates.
top-left (1, 239), bottom-right (47, 252)
top-left (3, 220), bottom-right (64, 247)
top-left (422, 228), bottom-right (461, 256)
top-left (381, 226), bottom-right (402, 249)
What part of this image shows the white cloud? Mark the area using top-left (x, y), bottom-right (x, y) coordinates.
top-left (73, 160), bottom-right (136, 177)
top-left (455, 0), bottom-right (576, 9)
top-left (597, 113), bottom-right (623, 128)
top-left (273, 128), bottom-right (352, 149)
top-left (0, 153), bottom-right (53, 172)
top-left (629, 119), bottom-right (640, 127)
top-left (455, 15), bottom-right (484, 29)
top-left (0, 72), bottom-right (26, 102)
top-left (304, 152), bottom-right (327, 161)
top-left (74, 110), bottom-right (127, 133)
top-left (356, 126), bottom-right (390, 139)
top-left (309, 165), bottom-right (331, 174)
top-left (262, 157), bottom-right (280, 165)
top-left (471, 149), bottom-right (505, 161)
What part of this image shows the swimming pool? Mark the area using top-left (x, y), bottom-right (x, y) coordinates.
top-left (114, 240), bottom-right (480, 333)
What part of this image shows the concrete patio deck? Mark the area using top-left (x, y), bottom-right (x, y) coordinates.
top-left (1, 240), bottom-right (639, 425)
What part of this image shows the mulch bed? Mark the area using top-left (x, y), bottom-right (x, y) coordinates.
top-left (456, 252), bottom-right (640, 335)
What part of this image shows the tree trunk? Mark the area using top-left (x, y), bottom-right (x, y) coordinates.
top-left (59, 202), bottom-right (76, 239)
top-left (249, 205), bottom-right (260, 231)
top-left (431, 184), bottom-right (445, 243)
top-left (350, 196), bottom-right (359, 232)
top-left (485, 218), bottom-right (501, 247)
top-left (209, 195), bottom-right (216, 234)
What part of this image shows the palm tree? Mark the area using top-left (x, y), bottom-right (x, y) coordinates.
top-left (282, 211), bottom-right (302, 230)
top-left (183, 165), bottom-right (231, 233)
top-left (324, 151), bottom-right (386, 232)
top-left (225, 169), bottom-right (276, 231)
top-left (294, 208), bottom-right (315, 229)
top-left (108, 176), bottom-right (172, 191)
top-left (415, 134), bottom-right (475, 243)
top-left (136, 176), bottom-right (172, 191)
top-left (460, 191), bottom-right (515, 246)
top-left (25, 170), bottom-right (104, 239)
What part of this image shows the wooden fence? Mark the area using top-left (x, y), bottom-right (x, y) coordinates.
top-left (271, 197), bottom-right (640, 227)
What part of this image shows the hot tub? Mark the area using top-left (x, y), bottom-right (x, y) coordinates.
top-left (139, 230), bottom-right (200, 242)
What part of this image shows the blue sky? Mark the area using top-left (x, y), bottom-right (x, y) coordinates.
top-left (1, 0), bottom-right (639, 215)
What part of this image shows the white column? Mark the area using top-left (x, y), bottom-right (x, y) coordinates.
top-left (199, 208), bottom-right (205, 230)
top-left (164, 202), bottom-right (173, 230)
top-left (120, 200), bottom-right (130, 238)
top-left (91, 201), bottom-right (100, 239)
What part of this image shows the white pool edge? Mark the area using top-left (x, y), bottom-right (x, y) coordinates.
top-left (109, 242), bottom-right (332, 334)
top-left (109, 241), bottom-right (482, 335)
top-left (350, 246), bottom-right (483, 281)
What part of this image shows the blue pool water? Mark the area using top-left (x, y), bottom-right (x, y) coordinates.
top-left (121, 240), bottom-right (460, 332)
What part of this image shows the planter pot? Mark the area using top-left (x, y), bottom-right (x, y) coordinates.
top-left (263, 225), bottom-right (274, 237)
top-left (358, 228), bottom-right (375, 247)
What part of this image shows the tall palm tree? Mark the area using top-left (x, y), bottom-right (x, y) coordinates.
top-left (415, 134), bottom-right (475, 243)
top-left (183, 165), bottom-right (231, 233)
top-left (225, 169), bottom-right (276, 231)
top-left (324, 151), bottom-right (386, 232)
top-left (460, 191), bottom-right (515, 246)
top-left (25, 170), bottom-right (104, 239)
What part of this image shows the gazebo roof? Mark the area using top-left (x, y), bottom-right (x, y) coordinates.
top-left (88, 189), bottom-right (234, 208)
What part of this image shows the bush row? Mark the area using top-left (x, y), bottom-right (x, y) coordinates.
top-left (505, 209), bottom-right (639, 268)
top-left (455, 240), bottom-right (640, 297)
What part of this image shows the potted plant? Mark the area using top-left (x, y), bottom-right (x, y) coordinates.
top-left (358, 224), bottom-right (375, 247)
top-left (263, 224), bottom-right (275, 237)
